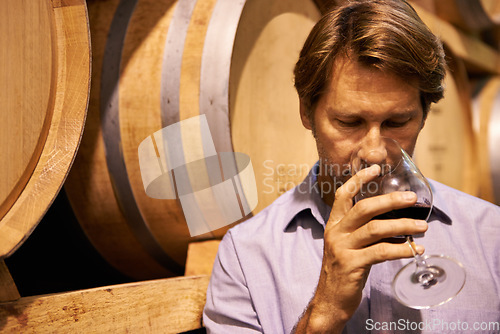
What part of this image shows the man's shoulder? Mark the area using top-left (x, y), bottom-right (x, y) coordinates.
top-left (429, 179), bottom-right (500, 215)
top-left (228, 189), bottom-right (295, 240)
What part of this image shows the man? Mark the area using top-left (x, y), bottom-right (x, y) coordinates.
top-left (203, 0), bottom-right (500, 333)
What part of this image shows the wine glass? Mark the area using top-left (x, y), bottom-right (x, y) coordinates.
top-left (350, 137), bottom-right (466, 309)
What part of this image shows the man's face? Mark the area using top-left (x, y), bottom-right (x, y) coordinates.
top-left (300, 57), bottom-right (424, 197)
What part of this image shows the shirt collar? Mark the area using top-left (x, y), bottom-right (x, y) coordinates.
top-left (283, 162), bottom-right (452, 232)
top-left (428, 180), bottom-right (453, 225)
top-left (282, 162), bottom-right (330, 231)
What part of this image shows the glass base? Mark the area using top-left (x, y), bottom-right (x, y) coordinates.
top-left (392, 254), bottom-right (466, 309)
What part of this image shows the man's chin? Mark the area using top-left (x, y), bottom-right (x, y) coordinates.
top-left (316, 173), bottom-right (351, 195)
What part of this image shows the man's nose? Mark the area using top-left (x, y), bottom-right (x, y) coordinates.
top-left (357, 131), bottom-right (388, 166)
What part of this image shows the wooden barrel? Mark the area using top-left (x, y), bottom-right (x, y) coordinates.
top-left (0, 1), bottom-right (90, 259)
top-left (472, 77), bottom-right (500, 205)
top-left (65, 0), bottom-right (320, 279)
top-left (413, 47), bottom-right (479, 196)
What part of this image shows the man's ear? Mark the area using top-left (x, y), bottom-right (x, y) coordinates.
top-left (300, 102), bottom-right (312, 130)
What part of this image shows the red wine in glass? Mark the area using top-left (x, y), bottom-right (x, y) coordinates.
top-left (374, 204), bottom-right (431, 221)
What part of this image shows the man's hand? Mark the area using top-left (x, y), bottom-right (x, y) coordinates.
top-left (294, 164), bottom-right (428, 333)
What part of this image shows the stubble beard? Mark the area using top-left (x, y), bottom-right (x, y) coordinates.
top-left (311, 121), bottom-right (352, 200)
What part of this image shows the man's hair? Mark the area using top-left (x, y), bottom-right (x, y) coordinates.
top-left (294, 0), bottom-right (446, 120)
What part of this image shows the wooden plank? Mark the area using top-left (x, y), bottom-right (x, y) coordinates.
top-left (411, 2), bottom-right (500, 75)
top-left (0, 260), bottom-right (20, 303)
top-left (0, 275), bottom-right (209, 333)
top-left (185, 240), bottom-right (221, 276)
top-left (52, 0), bottom-right (83, 8)
top-left (408, 0), bottom-right (436, 14)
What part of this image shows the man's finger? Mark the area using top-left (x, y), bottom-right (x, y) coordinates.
top-left (338, 191), bottom-right (418, 232)
top-left (349, 218), bottom-right (427, 248)
top-left (354, 242), bottom-right (425, 267)
top-left (329, 164), bottom-right (381, 224)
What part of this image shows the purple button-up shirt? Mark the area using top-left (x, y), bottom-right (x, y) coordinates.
top-left (204, 164), bottom-right (500, 333)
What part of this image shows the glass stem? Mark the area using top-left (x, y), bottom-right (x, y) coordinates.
top-left (406, 235), bottom-right (428, 269)
top-left (406, 235), bottom-right (440, 287)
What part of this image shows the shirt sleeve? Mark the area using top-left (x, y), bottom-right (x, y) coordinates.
top-left (203, 231), bottom-right (263, 333)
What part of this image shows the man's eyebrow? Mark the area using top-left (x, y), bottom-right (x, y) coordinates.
top-left (327, 107), bottom-right (420, 117)
top-left (325, 107), bottom-right (358, 117)
top-left (389, 109), bottom-right (420, 117)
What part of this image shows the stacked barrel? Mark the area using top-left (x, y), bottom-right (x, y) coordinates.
top-left (63, 0), bottom-right (320, 279)
top-left (0, 0), bottom-right (90, 265)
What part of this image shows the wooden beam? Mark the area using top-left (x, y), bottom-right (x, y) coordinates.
top-left (0, 260), bottom-right (20, 303)
top-left (0, 275), bottom-right (209, 333)
top-left (411, 2), bottom-right (500, 75)
top-left (185, 240), bottom-right (221, 276)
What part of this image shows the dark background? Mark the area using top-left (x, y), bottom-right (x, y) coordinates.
top-left (5, 188), bottom-right (132, 297)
